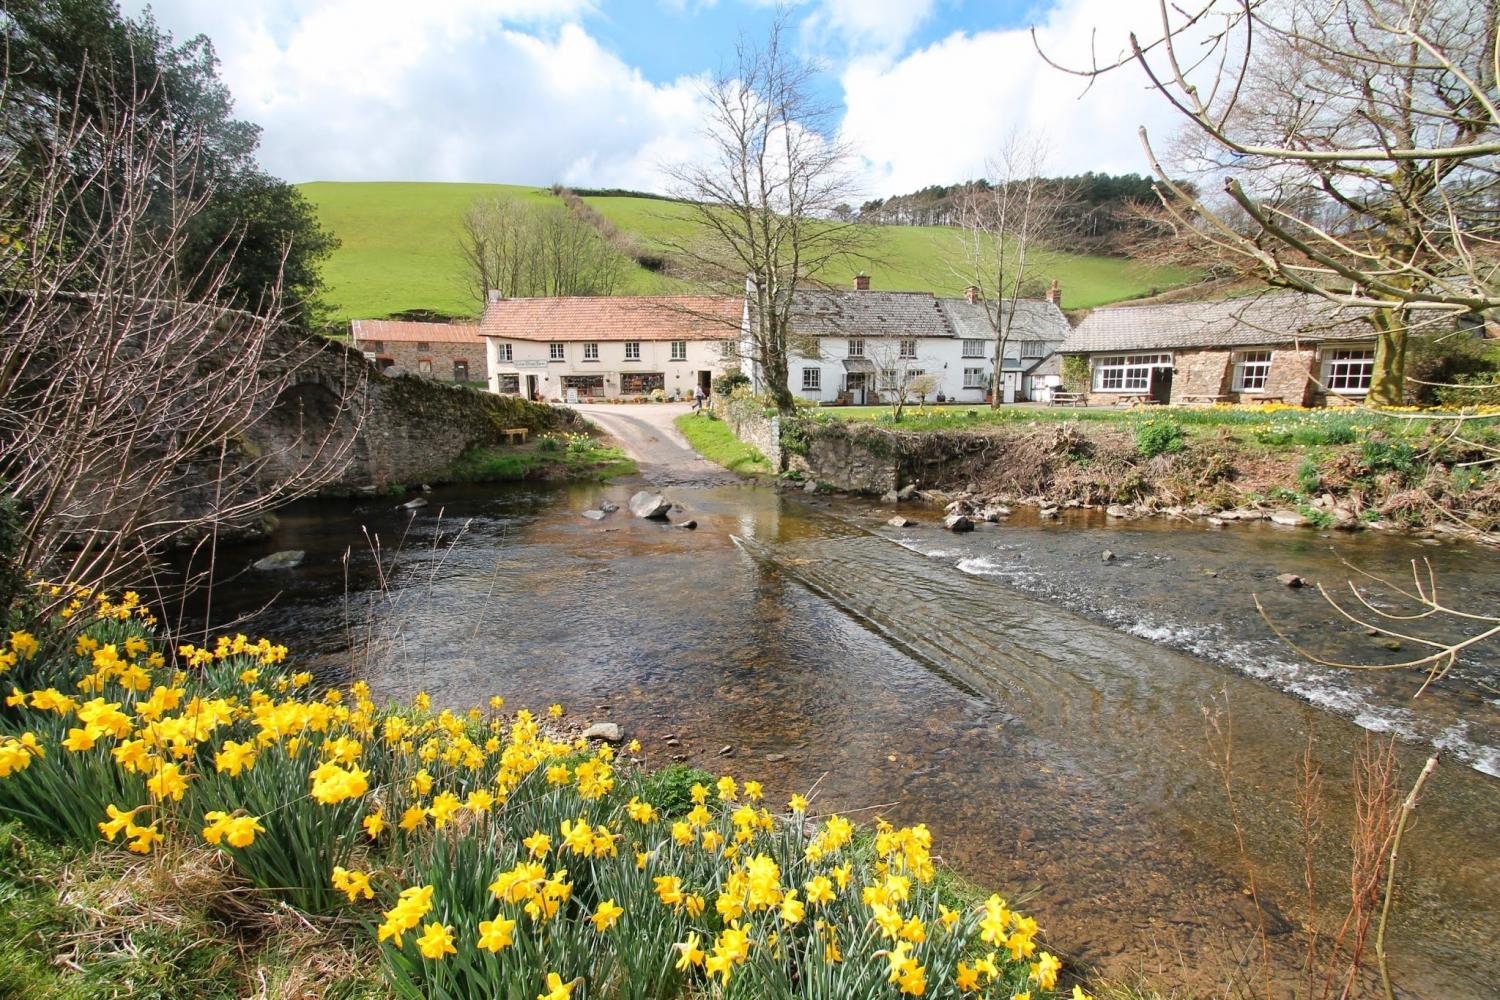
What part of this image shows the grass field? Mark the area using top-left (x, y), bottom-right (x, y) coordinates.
top-left (675, 411), bottom-right (774, 476)
top-left (300, 181), bottom-right (1198, 323)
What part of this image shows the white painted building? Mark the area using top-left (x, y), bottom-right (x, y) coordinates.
top-left (743, 277), bottom-right (1071, 405)
top-left (480, 292), bottom-right (743, 402)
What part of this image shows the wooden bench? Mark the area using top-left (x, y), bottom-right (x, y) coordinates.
top-left (1116, 394), bottom-right (1162, 407)
top-left (501, 427), bottom-right (529, 445)
top-left (1177, 394), bottom-right (1228, 405)
top-left (1050, 391), bottom-right (1088, 407)
top-left (1247, 394), bottom-right (1286, 405)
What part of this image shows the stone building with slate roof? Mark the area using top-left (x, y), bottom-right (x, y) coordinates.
top-left (748, 275), bottom-right (1071, 405)
top-left (351, 320), bottom-right (484, 383)
top-left (481, 292), bottom-right (743, 401)
top-left (1060, 292), bottom-right (1378, 406)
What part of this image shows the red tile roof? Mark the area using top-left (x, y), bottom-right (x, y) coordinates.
top-left (350, 320), bottom-right (481, 344)
top-left (481, 295), bottom-right (742, 342)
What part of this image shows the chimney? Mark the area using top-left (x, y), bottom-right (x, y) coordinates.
top-left (964, 285), bottom-right (979, 305)
top-left (853, 273), bottom-right (870, 292)
top-left (487, 289), bottom-right (504, 303)
top-left (1045, 279), bottom-right (1061, 308)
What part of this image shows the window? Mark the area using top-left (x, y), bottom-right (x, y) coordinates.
top-left (879, 368), bottom-right (898, 390)
top-left (963, 367), bottom-right (987, 389)
top-left (848, 338), bottom-right (865, 358)
top-left (1020, 341), bottom-right (1047, 359)
top-left (364, 340), bottom-right (384, 353)
top-left (670, 340), bottom-right (687, 361)
top-left (417, 359), bottom-right (432, 374)
top-left (801, 367), bottom-right (822, 391)
top-left (899, 339), bottom-right (917, 359)
top-left (962, 339), bottom-right (986, 358)
top-left (496, 343), bottom-right (513, 362)
top-left (582, 342), bottom-right (599, 361)
top-left (1323, 347), bottom-right (1374, 394)
top-left (495, 374), bottom-right (519, 394)
top-left (416, 341), bottom-right (431, 352)
top-left (1092, 353), bottom-right (1171, 391)
top-left (549, 342), bottom-right (565, 361)
top-left (1232, 350), bottom-right (1272, 392)
top-left (453, 360), bottom-right (469, 382)
top-left (624, 341), bottom-right (641, 361)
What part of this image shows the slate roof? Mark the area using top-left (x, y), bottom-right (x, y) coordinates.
top-left (1061, 292), bottom-right (1374, 354)
top-left (782, 290), bottom-right (955, 339)
top-left (350, 320), bottom-right (481, 344)
top-left (937, 298), bottom-right (1071, 343)
top-left (481, 295), bottom-right (742, 342)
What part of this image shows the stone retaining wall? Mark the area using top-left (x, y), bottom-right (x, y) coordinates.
top-left (722, 403), bottom-right (784, 472)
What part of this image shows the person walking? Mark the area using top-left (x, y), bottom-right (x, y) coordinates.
top-left (692, 385), bottom-right (707, 413)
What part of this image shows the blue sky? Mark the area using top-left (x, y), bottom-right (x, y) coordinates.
top-left (121, 0), bottom-right (1180, 197)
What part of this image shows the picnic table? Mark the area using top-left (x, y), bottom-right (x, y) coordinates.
top-left (1177, 394), bottom-right (1228, 405)
top-left (1116, 394), bottom-right (1162, 407)
top-left (1050, 391), bottom-right (1088, 407)
top-left (501, 427), bottom-right (529, 445)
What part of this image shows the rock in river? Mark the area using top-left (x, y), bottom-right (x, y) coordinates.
top-left (1270, 509), bottom-right (1309, 527)
top-left (629, 491), bottom-right (672, 519)
top-left (581, 510), bottom-right (607, 521)
top-left (253, 550), bottom-right (305, 571)
top-left (1276, 573), bottom-right (1305, 588)
top-left (887, 516), bottom-right (914, 528)
top-left (944, 513), bottom-right (974, 533)
top-left (581, 722), bottom-right (622, 743)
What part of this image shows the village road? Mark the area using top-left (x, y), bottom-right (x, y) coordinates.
top-left (569, 402), bottom-right (738, 487)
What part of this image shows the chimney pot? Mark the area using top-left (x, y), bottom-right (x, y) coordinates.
top-left (487, 289), bottom-right (503, 303)
top-left (1045, 279), bottom-right (1061, 308)
top-left (964, 285), bottom-right (979, 304)
top-left (853, 273), bottom-right (870, 291)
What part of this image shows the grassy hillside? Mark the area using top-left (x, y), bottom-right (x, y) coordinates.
top-left (301, 181), bottom-right (1197, 323)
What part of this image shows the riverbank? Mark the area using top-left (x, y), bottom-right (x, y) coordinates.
top-left (775, 405), bottom-right (1500, 541)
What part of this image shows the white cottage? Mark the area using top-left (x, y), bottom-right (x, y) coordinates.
top-left (481, 292), bottom-right (743, 402)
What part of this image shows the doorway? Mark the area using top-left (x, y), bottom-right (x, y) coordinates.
top-left (525, 374), bottom-right (538, 401)
top-left (698, 371), bottom-right (712, 396)
top-left (1150, 366), bottom-right (1174, 404)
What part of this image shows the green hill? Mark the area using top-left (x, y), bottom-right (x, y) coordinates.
top-left (300, 181), bottom-right (1197, 323)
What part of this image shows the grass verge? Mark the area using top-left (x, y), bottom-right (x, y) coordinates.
top-left (444, 439), bottom-right (636, 483)
top-left (674, 412), bottom-right (774, 476)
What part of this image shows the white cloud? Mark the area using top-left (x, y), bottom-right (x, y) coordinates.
top-left (803, 0), bottom-right (937, 52)
top-left (837, 0), bottom-right (1189, 196)
top-left (121, 0), bottom-right (712, 189)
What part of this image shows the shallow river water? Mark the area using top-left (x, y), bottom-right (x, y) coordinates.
top-left (178, 479), bottom-right (1500, 998)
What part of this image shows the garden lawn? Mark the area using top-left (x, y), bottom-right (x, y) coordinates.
top-left (674, 412), bottom-right (774, 476)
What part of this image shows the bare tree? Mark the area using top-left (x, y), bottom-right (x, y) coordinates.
top-left (0, 68), bottom-right (358, 598)
top-left (665, 17), bottom-right (871, 414)
top-left (863, 339), bottom-right (941, 421)
top-left (954, 134), bottom-right (1071, 409)
top-left (1039, 0), bottom-right (1500, 406)
top-left (456, 196), bottom-right (626, 308)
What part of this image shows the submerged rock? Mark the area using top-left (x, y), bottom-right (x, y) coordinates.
top-left (401, 497), bottom-right (428, 510)
top-left (581, 510), bottom-right (607, 521)
top-left (629, 491), bottom-right (672, 519)
top-left (1276, 573), bottom-right (1305, 588)
top-left (1100, 549), bottom-right (1116, 563)
top-left (253, 549), bottom-right (305, 571)
top-left (897, 484), bottom-right (918, 501)
top-left (1105, 504), bottom-right (1132, 519)
top-left (944, 514), bottom-right (974, 533)
top-left (675, 519), bottom-right (698, 530)
top-left (887, 516), bottom-right (914, 528)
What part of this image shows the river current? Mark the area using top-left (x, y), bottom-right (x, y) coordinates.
top-left (176, 479), bottom-right (1500, 998)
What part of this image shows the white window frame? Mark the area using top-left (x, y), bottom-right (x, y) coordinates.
top-left (582, 342), bottom-right (600, 361)
top-left (801, 366), bottom-right (822, 391)
top-left (1322, 346), bottom-right (1374, 394)
top-left (549, 342), bottom-right (565, 361)
top-left (1232, 350), bottom-right (1273, 392)
top-left (879, 368), bottom-right (898, 390)
top-left (624, 341), bottom-right (641, 361)
top-left (963, 367), bottom-right (987, 389)
top-left (1020, 341), bottom-right (1047, 359)
top-left (1092, 353), bottom-right (1172, 392)
top-left (497, 343), bottom-right (513, 363)
top-left (670, 340), bottom-right (687, 361)
top-left (961, 339), bottom-right (986, 358)
top-left (847, 338), bottom-right (865, 358)
top-left (899, 339), bottom-right (917, 360)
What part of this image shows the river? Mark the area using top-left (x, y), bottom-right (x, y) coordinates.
top-left (175, 478), bottom-right (1500, 999)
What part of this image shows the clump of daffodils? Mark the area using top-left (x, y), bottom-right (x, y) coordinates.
top-left (0, 583), bottom-right (1087, 1000)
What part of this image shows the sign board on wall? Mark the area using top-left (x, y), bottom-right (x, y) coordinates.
top-left (566, 388), bottom-right (579, 404)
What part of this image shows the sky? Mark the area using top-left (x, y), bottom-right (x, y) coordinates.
top-left (119, 0), bottom-right (1188, 200)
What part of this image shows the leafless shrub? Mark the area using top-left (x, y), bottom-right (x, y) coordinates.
top-left (0, 64), bottom-right (359, 597)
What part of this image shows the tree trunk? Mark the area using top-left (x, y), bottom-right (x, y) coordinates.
top-left (1368, 308), bottom-right (1408, 408)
